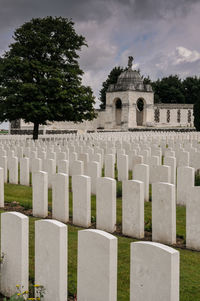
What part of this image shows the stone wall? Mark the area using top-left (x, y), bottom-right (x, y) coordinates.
top-left (154, 104), bottom-right (194, 127)
top-left (12, 103), bottom-right (194, 134)
top-left (18, 110), bottom-right (106, 132)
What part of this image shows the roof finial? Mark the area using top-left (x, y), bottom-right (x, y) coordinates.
top-left (128, 56), bottom-right (134, 69)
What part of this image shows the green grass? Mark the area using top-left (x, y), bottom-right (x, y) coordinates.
top-left (1, 181), bottom-right (200, 300)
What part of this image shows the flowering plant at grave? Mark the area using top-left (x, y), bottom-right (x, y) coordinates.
top-left (5, 284), bottom-right (45, 300)
top-left (0, 252), bottom-right (5, 265)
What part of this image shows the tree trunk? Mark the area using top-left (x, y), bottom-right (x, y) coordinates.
top-left (33, 122), bottom-right (39, 140)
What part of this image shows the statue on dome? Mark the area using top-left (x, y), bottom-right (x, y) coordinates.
top-left (128, 56), bottom-right (133, 69)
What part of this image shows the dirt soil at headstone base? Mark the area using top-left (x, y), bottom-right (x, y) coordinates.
top-left (2, 201), bottom-right (186, 250)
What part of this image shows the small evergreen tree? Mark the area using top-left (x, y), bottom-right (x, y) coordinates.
top-left (0, 17), bottom-right (96, 139)
top-left (99, 66), bottom-right (124, 109)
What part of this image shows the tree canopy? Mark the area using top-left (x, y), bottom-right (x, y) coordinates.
top-left (152, 75), bottom-right (185, 103)
top-left (99, 66), bottom-right (125, 109)
top-left (193, 92), bottom-right (200, 131)
top-left (0, 16), bottom-right (96, 139)
top-left (99, 65), bottom-right (200, 108)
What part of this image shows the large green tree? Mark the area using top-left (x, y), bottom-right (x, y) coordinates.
top-left (0, 17), bottom-right (96, 139)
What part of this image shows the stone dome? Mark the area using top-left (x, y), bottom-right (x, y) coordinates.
top-left (117, 68), bottom-right (143, 86)
top-left (107, 56), bottom-right (153, 93)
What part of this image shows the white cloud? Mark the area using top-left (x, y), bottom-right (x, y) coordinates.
top-left (174, 46), bottom-right (200, 64)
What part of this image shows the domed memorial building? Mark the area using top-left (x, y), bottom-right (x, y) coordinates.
top-left (105, 56), bottom-right (154, 129)
top-left (11, 56), bottom-right (194, 133)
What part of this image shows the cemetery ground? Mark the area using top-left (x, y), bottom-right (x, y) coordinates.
top-left (0, 173), bottom-right (200, 300)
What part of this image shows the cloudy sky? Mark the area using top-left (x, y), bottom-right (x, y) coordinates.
top-left (1, 0), bottom-right (200, 109)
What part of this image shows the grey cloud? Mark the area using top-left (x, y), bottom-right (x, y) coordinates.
top-left (123, 0), bottom-right (199, 20)
top-left (0, 0), bottom-right (119, 30)
top-left (0, 0), bottom-right (198, 31)
top-left (0, 0), bottom-right (200, 101)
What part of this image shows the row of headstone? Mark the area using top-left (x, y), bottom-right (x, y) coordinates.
top-left (0, 161), bottom-right (199, 249)
top-left (29, 170), bottom-right (200, 250)
top-left (1, 133), bottom-right (200, 177)
top-left (0, 211), bottom-right (179, 301)
top-left (0, 132), bottom-right (200, 186)
top-left (0, 147), bottom-right (196, 201)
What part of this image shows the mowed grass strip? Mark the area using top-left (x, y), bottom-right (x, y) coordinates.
top-left (1, 182), bottom-right (200, 300)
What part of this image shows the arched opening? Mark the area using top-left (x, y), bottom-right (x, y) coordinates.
top-left (115, 98), bottom-right (122, 126)
top-left (136, 98), bottom-right (145, 126)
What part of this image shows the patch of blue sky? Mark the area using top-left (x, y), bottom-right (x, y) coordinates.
top-left (134, 31), bottom-right (156, 43)
top-left (114, 31), bottom-right (156, 60)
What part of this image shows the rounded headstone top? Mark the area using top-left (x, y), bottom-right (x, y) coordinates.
top-left (107, 57), bottom-right (153, 93)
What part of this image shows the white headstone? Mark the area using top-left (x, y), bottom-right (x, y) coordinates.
top-left (35, 220), bottom-right (67, 301)
top-left (96, 177), bottom-right (116, 233)
top-left (117, 154), bottom-right (128, 181)
top-left (57, 159), bottom-right (69, 175)
top-left (43, 158), bottom-right (56, 188)
top-left (177, 166), bottom-right (195, 205)
top-left (152, 182), bottom-right (176, 245)
top-left (186, 186), bottom-right (200, 250)
top-left (150, 165), bottom-right (171, 184)
top-left (32, 158), bottom-right (42, 173)
top-left (32, 171), bottom-right (48, 218)
top-left (20, 157), bottom-right (30, 186)
top-left (72, 175), bottom-right (91, 228)
top-left (164, 156), bottom-right (176, 185)
top-left (130, 241), bottom-right (179, 301)
top-left (1, 212), bottom-right (28, 297)
top-left (71, 160), bottom-right (84, 176)
top-left (77, 229), bottom-right (117, 301)
top-left (133, 164), bottom-right (149, 202)
top-left (9, 156), bottom-right (18, 184)
top-left (122, 180), bottom-right (144, 238)
top-left (105, 154), bottom-right (115, 178)
top-left (87, 161), bottom-right (100, 194)
top-left (0, 156), bottom-right (7, 182)
top-left (0, 167), bottom-right (4, 207)
top-left (52, 173), bottom-right (69, 223)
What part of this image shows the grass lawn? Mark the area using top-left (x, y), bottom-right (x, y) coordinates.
top-left (1, 179), bottom-right (200, 300)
